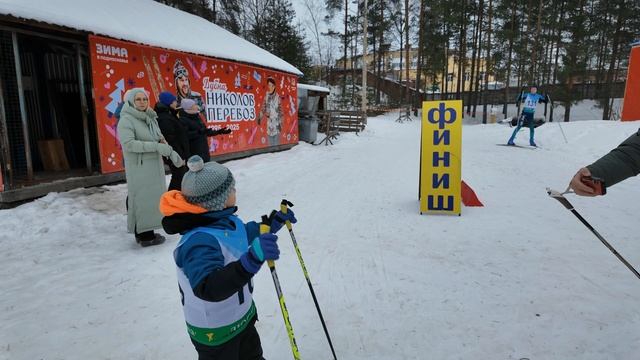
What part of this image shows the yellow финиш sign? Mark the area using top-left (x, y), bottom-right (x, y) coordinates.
top-left (419, 100), bottom-right (462, 215)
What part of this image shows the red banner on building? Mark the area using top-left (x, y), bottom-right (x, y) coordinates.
top-left (622, 45), bottom-right (640, 121)
top-left (88, 35), bottom-right (299, 174)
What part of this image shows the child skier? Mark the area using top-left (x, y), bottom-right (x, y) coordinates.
top-left (159, 155), bottom-right (296, 360)
top-left (507, 85), bottom-right (549, 147)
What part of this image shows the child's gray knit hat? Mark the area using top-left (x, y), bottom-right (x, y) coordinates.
top-left (181, 155), bottom-right (235, 211)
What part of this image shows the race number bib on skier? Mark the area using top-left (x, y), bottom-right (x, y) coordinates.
top-left (524, 95), bottom-right (538, 110)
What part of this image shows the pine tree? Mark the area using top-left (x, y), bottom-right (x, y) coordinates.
top-left (250, 0), bottom-right (312, 80)
top-left (556, 0), bottom-right (591, 121)
top-left (153, 0), bottom-right (241, 34)
top-left (420, 0), bottom-right (447, 98)
top-left (592, 0), bottom-right (638, 119)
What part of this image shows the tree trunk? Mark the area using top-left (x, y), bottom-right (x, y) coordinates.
top-left (352, 19), bottom-right (357, 101)
top-left (522, 0), bottom-right (533, 84)
top-left (342, 0), bottom-right (348, 96)
top-left (530, 0), bottom-right (543, 84)
top-left (595, 2), bottom-right (612, 95)
top-left (456, 0), bottom-right (467, 99)
top-left (415, 0), bottom-right (426, 109)
top-left (541, 11), bottom-right (554, 86)
top-left (399, 29), bottom-right (403, 85)
top-left (472, 0), bottom-right (485, 117)
top-left (564, 0), bottom-right (585, 122)
top-left (467, 11), bottom-right (479, 115)
top-left (552, 1), bottom-right (566, 85)
top-left (371, 13), bottom-right (378, 104)
top-left (602, 7), bottom-right (624, 120)
top-left (444, 37), bottom-right (450, 97)
top-left (404, 0), bottom-right (411, 105)
top-left (482, 0), bottom-right (493, 123)
top-left (503, 4), bottom-right (516, 116)
top-left (376, 1), bottom-right (384, 104)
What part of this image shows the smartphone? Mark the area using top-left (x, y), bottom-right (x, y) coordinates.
top-left (581, 176), bottom-right (606, 195)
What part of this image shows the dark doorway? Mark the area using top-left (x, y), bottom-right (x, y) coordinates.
top-left (0, 30), bottom-right (97, 188)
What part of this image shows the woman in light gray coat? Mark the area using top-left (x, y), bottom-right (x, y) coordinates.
top-left (117, 88), bottom-right (184, 246)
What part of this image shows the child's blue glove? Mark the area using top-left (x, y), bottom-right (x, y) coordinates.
top-left (239, 233), bottom-right (279, 274)
top-left (269, 209), bottom-right (297, 233)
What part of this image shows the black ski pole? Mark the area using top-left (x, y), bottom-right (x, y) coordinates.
top-left (547, 188), bottom-right (640, 280)
top-left (280, 199), bottom-right (338, 360)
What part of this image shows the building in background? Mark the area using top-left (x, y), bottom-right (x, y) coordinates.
top-left (335, 48), bottom-right (495, 93)
top-left (0, 0), bottom-right (301, 205)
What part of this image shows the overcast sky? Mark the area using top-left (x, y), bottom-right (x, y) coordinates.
top-left (288, 0), bottom-right (406, 58)
top-left (290, 0), bottom-right (335, 32)
top-left (287, 0), bottom-right (355, 64)
top-left (290, 0), bottom-right (307, 24)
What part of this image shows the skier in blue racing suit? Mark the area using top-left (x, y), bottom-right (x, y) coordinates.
top-left (507, 85), bottom-right (549, 147)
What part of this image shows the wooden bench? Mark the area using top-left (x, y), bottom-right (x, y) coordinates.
top-left (316, 112), bottom-right (341, 145)
top-left (323, 110), bottom-right (366, 131)
top-left (315, 110), bottom-right (366, 145)
top-left (336, 115), bottom-right (365, 133)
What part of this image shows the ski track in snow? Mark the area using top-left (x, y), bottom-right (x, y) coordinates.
top-left (1, 112), bottom-right (639, 360)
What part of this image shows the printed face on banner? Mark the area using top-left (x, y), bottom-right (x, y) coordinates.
top-left (89, 35), bottom-right (299, 174)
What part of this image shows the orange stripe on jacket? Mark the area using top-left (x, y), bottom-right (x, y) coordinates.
top-left (159, 190), bottom-right (208, 216)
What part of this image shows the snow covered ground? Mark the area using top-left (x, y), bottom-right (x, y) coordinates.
top-left (1, 112), bottom-right (639, 360)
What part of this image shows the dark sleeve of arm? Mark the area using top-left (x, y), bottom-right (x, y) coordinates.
top-left (178, 233), bottom-right (253, 302)
top-left (193, 262), bottom-right (253, 302)
top-left (587, 131), bottom-right (640, 187)
top-left (157, 117), bottom-right (177, 145)
top-left (205, 128), bottom-right (220, 137)
top-left (183, 120), bottom-right (200, 140)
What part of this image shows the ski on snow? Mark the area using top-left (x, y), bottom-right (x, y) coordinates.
top-left (496, 143), bottom-right (538, 150)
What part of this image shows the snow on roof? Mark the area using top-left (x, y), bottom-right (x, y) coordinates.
top-left (298, 83), bottom-right (331, 93)
top-left (0, 0), bottom-right (302, 76)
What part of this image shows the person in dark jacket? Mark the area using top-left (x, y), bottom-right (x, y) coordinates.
top-left (179, 98), bottom-right (232, 162)
top-left (156, 91), bottom-right (189, 190)
top-left (159, 155), bottom-right (296, 360)
top-left (570, 129), bottom-right (640, 195)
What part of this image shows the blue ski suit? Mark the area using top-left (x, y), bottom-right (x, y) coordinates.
top-left (508, 92), bottom-right (549, 146)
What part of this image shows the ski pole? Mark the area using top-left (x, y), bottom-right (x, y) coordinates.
top-left (260, 215), bottom-right (302, 360)
top-left (547, 95), bottom-right (568, 143)
top-left (546, 188), bottom-right (640, 280)
top-left (557, 121), bottom-right (568, 144)
top-left (280, 199), bottom-right (338, 360)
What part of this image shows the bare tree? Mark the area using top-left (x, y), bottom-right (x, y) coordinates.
top-left (236, 0), bottom-right (276, 40)
top-left (386, 1), bottom-right (405, 84)
top-left (301, 0), bottom-right (330, 81)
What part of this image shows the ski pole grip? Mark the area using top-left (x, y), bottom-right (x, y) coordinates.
top-left (259, 222), bottom-right (276, 268)
top-left (546, 188), bottom-right (574, 210)
top-left (281, 199), bottom-right (294, 231)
